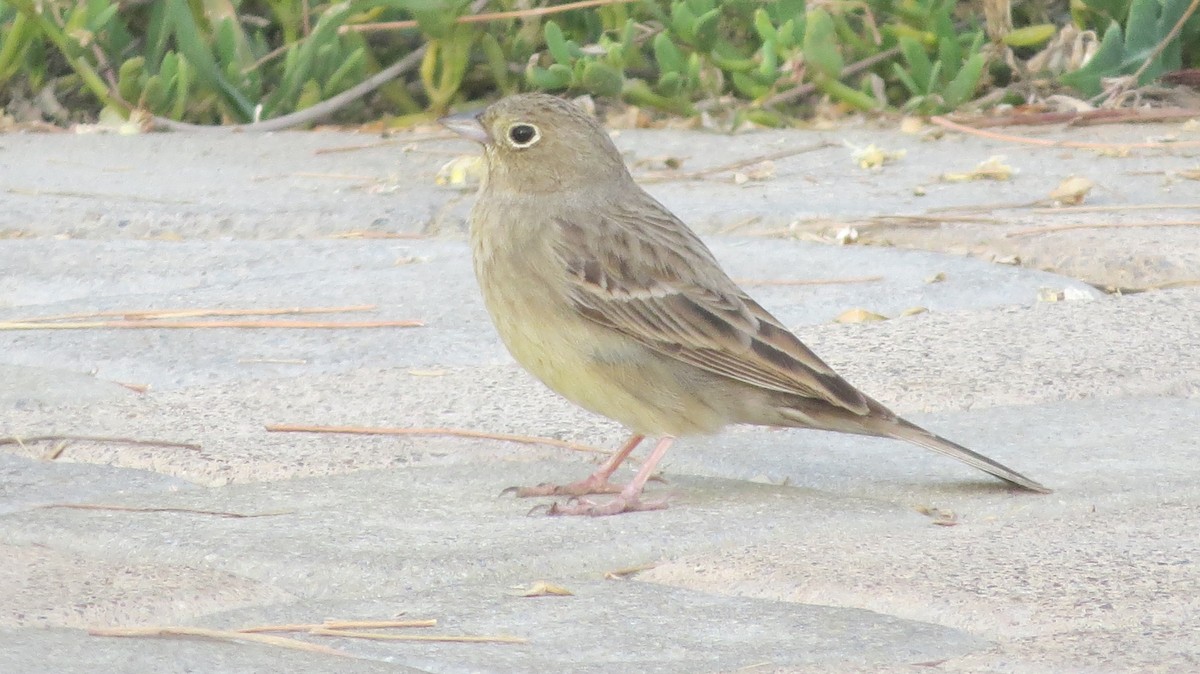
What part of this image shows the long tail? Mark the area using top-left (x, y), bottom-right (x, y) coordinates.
top-left (778, 405), bottom-right (1050, 492)
top-left (883, 417), bottom-right (1050, 493)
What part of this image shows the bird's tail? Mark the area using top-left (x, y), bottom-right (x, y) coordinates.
top-left (882, 416), bottom-right (1050, 493)
top-left (778, 405), bottom-right (1050, 493)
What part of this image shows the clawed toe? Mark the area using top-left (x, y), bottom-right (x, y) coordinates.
top-left (545, 494), bottom-right (669, 517)
top-left (502, 478), bottom-right (624, 498)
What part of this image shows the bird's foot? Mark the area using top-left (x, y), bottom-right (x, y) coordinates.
top-left (502, 474), bottom-right (624, 498)
top-left (542, 494), bottom-right (669, 517)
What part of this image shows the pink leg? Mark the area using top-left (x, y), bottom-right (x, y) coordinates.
top-left (508, 434), bottom-right (645, 497)
top-left (547, 436), bottom-right (675, 517)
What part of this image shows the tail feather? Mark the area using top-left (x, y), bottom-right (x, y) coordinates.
top-left (776, 404), bottom-right (1050, 492)
top-left (884, 417), bottom-right (1050, 493)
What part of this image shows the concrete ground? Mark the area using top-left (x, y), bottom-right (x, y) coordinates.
top-left (0, 116), bottom-right (1198, 673)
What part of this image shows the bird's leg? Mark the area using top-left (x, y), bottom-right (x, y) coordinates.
top-left (508, 434), bottom-right (645, 497)
top-left (547, 436), bottom-right (675, 516)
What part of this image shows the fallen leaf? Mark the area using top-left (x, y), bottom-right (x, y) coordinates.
top-left (925, 272), bottom-right (947, 283)
top-left (1037, 288), bottom-right (1064, 302)
top-left (511, 582), bottom-right (573, 597)
top-left (847, 142), bottom-right (906, 170)
top-left (633, 155), bottom-right (686, 170)
top-left (834, 226), bottom-right (859, 245)
top-left (900, 306), bottom-right (928, 316)
top-left (835, 308), bottom-right (888, 323)
top-left (603, 563), bottom-right (658, 580)
top-left (915, 505), bottom-right (959, 526)
top-left (732, 160), bottom-right (776, 184)
top-left (435, 155), bottom-right (483, 187)
top-left (941, 156), bottom-right (1016, 182)
top-left (1048, 176), bottom-right (1094, 205)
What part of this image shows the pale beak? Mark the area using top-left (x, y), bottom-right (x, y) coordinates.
top-left (439, 110), bottom-right (490, 144)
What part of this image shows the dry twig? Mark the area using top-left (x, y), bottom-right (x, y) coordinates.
top-left (0, 435), bottom-right (200, 450)
top-left (309, 628), bottom-right (526, 644)
top-left (0, 319), bottom-right (422, 330)
top-left (1006, 220), bottom-right (1200, 237)
top-left (344, 0), bottom-right (638, 33)
top-left (638, 142), bottom-right (835, 184)
top-left (733, 275), bottom-right (883, 287)
top-left (88, 627), bottom-right (354, 657)
top-left (930, 116), bottom-right (1200, 149)
top-left (264, 424), bottom-right (611, 456)
top-left (240, 619), bottom-right (437, 633)
top-left (41, 504), bottom-right (289, 518)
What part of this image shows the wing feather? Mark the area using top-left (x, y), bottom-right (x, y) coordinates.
top-left (556, 198), bottom-right (869, 415)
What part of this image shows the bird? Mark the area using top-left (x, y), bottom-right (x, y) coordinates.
top-left (441, 93), bottom-right (1049, 516)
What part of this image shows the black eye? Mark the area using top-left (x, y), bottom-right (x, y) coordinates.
top-left (507, 123), bottom-right (539, 147)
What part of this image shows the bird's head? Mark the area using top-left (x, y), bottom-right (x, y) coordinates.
top-left (440, 93), bottom-right (631, 194)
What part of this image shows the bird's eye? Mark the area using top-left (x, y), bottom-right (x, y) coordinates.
top-left (507, 122), bottom-right (540, 148)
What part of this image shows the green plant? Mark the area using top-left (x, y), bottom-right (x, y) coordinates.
top-left (1061, 0), bottom-right (1200, 96)
top-left (0, 0), bottom-right (1023, 126)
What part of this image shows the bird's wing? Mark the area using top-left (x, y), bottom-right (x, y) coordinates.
top-left (554, 200), bottom-right (869, 415)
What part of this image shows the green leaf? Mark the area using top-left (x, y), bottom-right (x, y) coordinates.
top-left (691, 9), bottom-right (720, 51)
top-left (802, 8), bottom-right (842, 79)
top-left (117, 56), bottom-right (145, 103)
top-left (1060, 21), bottom-right (1124, 94)
top-left (653, 32), bottom-right (685, 74)
top-left (273, 2), bottom-right (355, 113)
top-left (543, 21), bottom-right (574, 65)
top-left (670, 2), bottom-right (697, 44)
top-left (526, 63), bottom-right (573, 90)
top-left (892, 63), bottom-right (921, 96)
top-left (171, 55), bottom-right (191, 119)
top-left (753, 8), bottom-right (776, 43)
top-left (164, 0), bottom-right (254, 119)
top-left (581, 60), bottom-right (623, 97)
top-left (732, 71), bottom-right (768, 98)
top-left (657, 70), bottom-right (683, 96)
top-left (942, 53), bottom-right (984, 108)
top-left (326, 46), bottom-right (364, 94)
top-left (898, 36), bottom-right (932, 90)
top-left (1003, 24), bottom-right (1057, 48)
top-left (481, 32), bottom-right (516, 94)
top-left (142, 73), bottom-right (166, 110)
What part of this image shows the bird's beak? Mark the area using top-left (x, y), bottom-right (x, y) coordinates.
top-left (439, 110), bottom-right (490, 144)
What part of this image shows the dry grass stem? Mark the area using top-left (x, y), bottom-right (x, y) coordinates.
top-left (42, 504), bottom-right (290, 518)
top-left (638, 142), bottom-right (835, 184)
top-left (733, 275), bottom-right (883, 286)
top-left (264, 424), bottom-right (611, 456)
top-left (5, 187), bottom-right (196, 204)
top-left (16, 306), bottom-right (377, 323)
top-left (240, 619), bottom-right (437, 633)
top-left (329, 231), bottom-right (427, 239)
top-left (88, 626), bottom-right (354, 657)
top-left (1006, 220), bottom-right (1200, 237)
top-left (0, 435), bottom-right (200, 450)
top-left (309, 628), bottom-right (527, 644)
top-left (0, 319), bottom-right (422, 330)
top-left (1030, 203), bottom-right (1200, 215)
top-left (603, 562), bottom-right (658, 579)
top-left (930, 116), bottom-right (1200, 149)
top-left (42, 441), bottom-right (69, 460)
top-left (344, 0), bottom-right (639, 34)
top-left (946, 107), bottom-right (1200, 127)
